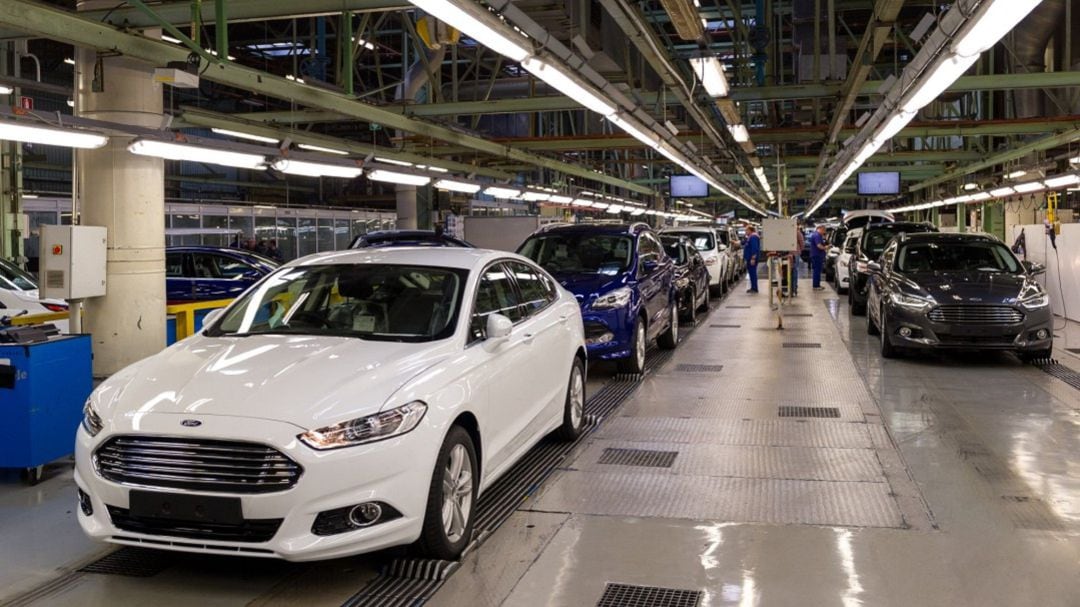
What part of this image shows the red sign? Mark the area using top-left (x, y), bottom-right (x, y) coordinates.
top-left (19, 96), bottom-right (32, 110)
top-left (51, 244), bottom-right (62, 255)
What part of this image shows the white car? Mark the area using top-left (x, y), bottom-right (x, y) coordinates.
top-left (661, 227), bottom-right (730, 294)
top-left (75, 248), bottom-right (587, 561)
top-left (0, 259), bottom-right (69, 330)
top-left (834, 228), bottom-right (861, 294)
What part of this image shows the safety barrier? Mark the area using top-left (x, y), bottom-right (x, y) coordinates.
top-left (5, 299), bottom-right (233, 343)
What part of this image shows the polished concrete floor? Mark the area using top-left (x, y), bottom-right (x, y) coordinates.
top-left (3, 275), bottom-right (1079, 607)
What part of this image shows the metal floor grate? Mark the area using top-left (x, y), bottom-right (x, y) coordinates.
top-left (726, 305), bottom-right (751, 309)
top-left (598, 448), bottom-right (678, 468)
top-left (597, 583), bottom-right (702, 607)
top-left (78, 547), bottom-right (175, 577)
top-left (674, 363), bottom-right (724, 373)
top-left (782, 342), bottom-right (822, 348)
top-left (709, 324), bottom-right (741, 328)
top-left (784, 312), bottom-right (814, 317)
top-left (1035, 361), bottom-right (1080, 391)
top-left (779, 406), bottom-right (840, 418)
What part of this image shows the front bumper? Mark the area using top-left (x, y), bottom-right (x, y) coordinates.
top-left (883, 304), bottom-right (1053, 351)
top-left (75, 413), bottom-right (441, 561)
top-left (582, 306), bottom-right (636, 360)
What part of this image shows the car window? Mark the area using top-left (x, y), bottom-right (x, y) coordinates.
top-left (190, 253), bottom-right (223, 279)
top-left (881, 242), bottom-right (897, 270)
top-left (638, 232), bottom-right (663, 263)
top-left (665, 231), bottom-right (714, 251)
top-left (507, 261), bottom-right (556, 316)
top-left (166, 253), bottom-right (185, 278)
top-left (844, 232), bottom-right (859, 254)
top-left (210, 264), bottom-right (466, 342)
top-left (862, 225), bottom-right (934, 259)
top-left (716, 230), bottom-right (730, 246)
top-left (661, 240), bottom-right (685, 264)
top-left (519, 234), bottom-right (632, 276)
top-left (0, 260), bottom-right (37, 290)
top-left (897, 242), bottom-right (1021, 273)
top-left (470, 263), bottom-right (525, 342)
top-left (218, 256), bottom-right (259, 279)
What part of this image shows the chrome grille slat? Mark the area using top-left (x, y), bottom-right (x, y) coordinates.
top-left (928, 305), bottom-right (1023, 324)
top-left (95, 436), bottom-right (302, 494)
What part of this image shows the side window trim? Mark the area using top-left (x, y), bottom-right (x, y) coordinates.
top-left (467, 258), bottom-right (527, 345)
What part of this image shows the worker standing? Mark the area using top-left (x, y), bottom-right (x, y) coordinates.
top-left (791, 225), bottom-right (805, 297)
top-left (744, 226), bottom-right (761, 293)
top-left (809, 224), bottom-right (828, 290)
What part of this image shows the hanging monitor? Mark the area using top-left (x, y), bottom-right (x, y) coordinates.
top-left (857, 172), bottom-right (901, 196)
top-left (670, 174), bottom-right (709, 198)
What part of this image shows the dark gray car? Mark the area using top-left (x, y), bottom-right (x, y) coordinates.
top-left (865, 233), bottom-right (1053, 361)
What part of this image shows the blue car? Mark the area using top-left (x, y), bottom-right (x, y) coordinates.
top-left (350, 230), bottom-right (473, 249)
top-left (518, 223), bottom-right (679, 373)
top-left (165, 246), bottom-right (279, 303)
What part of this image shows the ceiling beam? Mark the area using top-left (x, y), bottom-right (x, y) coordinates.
top-left (0, 0), bottom-right (654, 196)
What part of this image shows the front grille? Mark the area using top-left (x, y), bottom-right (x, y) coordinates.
top-left (107, 506), bottom-right (282, 543)
top-left (928, 305), bottom-right (1023, 324)
top-left (937, 334), bottom-right (1018, 346)
top-left (95, 436), bottom-right (302, 494)
top-left (583, 321), bottom-right (611, 340)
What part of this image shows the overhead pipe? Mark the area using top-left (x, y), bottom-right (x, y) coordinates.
top-left (1010, 0), bottom-right (1065, 118)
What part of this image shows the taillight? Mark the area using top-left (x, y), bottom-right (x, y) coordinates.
top-left (43, 303), bottom-right (68, 312)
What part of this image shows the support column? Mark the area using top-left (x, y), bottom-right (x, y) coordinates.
top-left (74, 22), bottom-right (166, 376)
top-left (396, 185), bottom-right (418, 229)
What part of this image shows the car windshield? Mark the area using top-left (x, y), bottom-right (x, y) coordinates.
top-left (208, 264), bottom-right (467, 342)
top-left (665, 231), bottom-right (715, 251)
top-left (862, 226), bottom-right (932, 258)
top-left (0, 259), bottom-right (37, 291)
top-left (897, 242), bottom-right (1022, 274)
top-left (519, 234), bottom-right (633, 275)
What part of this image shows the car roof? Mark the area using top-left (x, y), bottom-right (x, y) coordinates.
top-left (897, 232), bottom-right (999, 244)
top-left (286, 246), bottom-right (527, 271)
top-left (842, 210), bottom-right (895, 225)
top-left (167, 246), bottom-right (279, 266)
top-left (534, 222), bottom-right (651, 237)
top-left (661, 226), bottom-right (715, 234)
top-left (353, 230), bottom-right (472, 247)
top-left (862, 221), bottom-right (934, 232)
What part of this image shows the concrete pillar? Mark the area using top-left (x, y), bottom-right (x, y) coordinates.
top-left (75, 28), bottom-right (166, 376)
top-left (396, 184), bottom-right (418, 229)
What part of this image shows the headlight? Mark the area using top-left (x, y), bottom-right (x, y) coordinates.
top-left (1020, 294), bottom-right (1049, 310)
top-left (591, 287), bottom-right (632, 310)
top-left (82, 401), bottom-right (103, 437)
top-left (890, 292), bottom-right (934, 309)
top-left (298, 401), bottom-right (427, 450)
top-left (675, 277), bottom-right (689, 289)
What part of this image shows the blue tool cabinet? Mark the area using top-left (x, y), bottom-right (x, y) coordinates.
top-left (0, 335), bottom-right (93, 485)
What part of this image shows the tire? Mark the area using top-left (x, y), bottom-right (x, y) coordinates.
top-left (554, 357), bottom-right (586, 441)
top-left (1019, 345), bottom-right (1053, 363)
top-left (697, 284), bottom-right (710, 312)
top-left (417, 426), bottom-right (477, 560)
top-left (657, 301), bottom-right (679, 350)
top-left (880, 308), bottom-right (898, 359)
top-left (681, 290), bottom-right (697, 323)
top-left (618, 319), bottom-right (647, 374)
top-left (867, 304), bottom-right (880, 335)
top-left (851, 288), bottom-right (866, 316)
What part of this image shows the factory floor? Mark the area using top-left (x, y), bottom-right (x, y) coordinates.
top-left (2, 278), bottom-right (1079, 607)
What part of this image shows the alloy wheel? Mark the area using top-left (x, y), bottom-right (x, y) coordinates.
top-left (569, 364), bottom-right (584, 428)
top-left (635, 323), bottom-right (646, 370)
top-left (441, 444), bottom-right (473, 543)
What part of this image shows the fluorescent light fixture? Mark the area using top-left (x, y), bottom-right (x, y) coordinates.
top-left (549, 195), bottom-right (574, 204)
top-left (1006, 170), bottom-right (1027, 179)
top-left (63, 58), bottom-right (75, 65)
top-left (21, 194), bottom-right (38, 199)
top-left (989, 186), bottom-right (1015, 197)
top-left (591, 202), bottom-right (610, 209)
top-left (375, 156), bottom-right (413, 167)
top-left (66, 99), bottom-right (74, 108)
top-left (483, 186), bottom-right (523, 198)
top-left (872, 111), bottom-right (915, 145)
top-left (211, 128), bottom-right (280, 145)
top-left (687, 56), bottom-right (729, 97)
top-left (407, 0), bottom-right (531, 62)
top-left (953, 0), bottom-right (1043, 58)
top-left (367, 168), bottom-right (431, 186)
top-left (969, 191), bottom-right (992, 201)
top-left (1013, 181), bottom-right (1045, 194)
top-left (1043, 174), bottom-right (1080, 189)
top-left (353, 37), bottom-right (376, 51)
top-left (630, 209), bottom-right (646, 216)
top-left (606, 114), bottom-right (660, 148)
top-left (605, 206), bottom-right (622, 214)
top-left (129, 138), bottom-right (266, 168)
top-left (522, 57), bottom-right (615, 116)
top-left (416, 164), bottom-right (449, 173)
top-left (0, 121), bottom-right (109, 149)
top-left (285, 74), bottom-right (306, 83)
top-left (728, 124), bottom-right (749, 143)
top-left (522, 191), bottom-right (551, 201)
top-left (571, 199), bottom-right (593, 207)
top-left (433, 178), bottom-right (482, 194)
top-left (0, 86), bottom-right (11, 95)
top-left (963, 182), bottom-right (979, 190)
top-left (900, 54), bottom-right (978, 113)
top-left (298, 143), bottom-right (348, 155)
top-left (161, 35), bottom-right (182, 44)
top-left (271, 158), bottom-right (362, 178)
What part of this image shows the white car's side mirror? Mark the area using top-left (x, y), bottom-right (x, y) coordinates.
top-left (202, 308), bottom-right (226, 329)
top-left (718, 244), bottom-right (728, 252)
top-left (829, 247), bottom-right (840, 255)
top-left (486, 313), bottom-right (513, 341)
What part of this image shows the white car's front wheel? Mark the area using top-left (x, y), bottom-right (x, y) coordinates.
top-left (554, 357), bottom-right (586, 441)
top-left (418, 426), bottom-right (477, 560)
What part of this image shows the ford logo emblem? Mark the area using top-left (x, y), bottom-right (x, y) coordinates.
top-left (181, 419), bottom-right (202, 427)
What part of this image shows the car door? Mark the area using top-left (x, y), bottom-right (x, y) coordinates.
top-left (165, 251), bottom-right (195, 302)
top-left (636, 232), bottom-right (666, 339)
top-left (192, 253), bottom-right (249, 300)
top-left (466, 261), bottom-right (532, 483)
top-left (868, 241), bottom-right (897, 321)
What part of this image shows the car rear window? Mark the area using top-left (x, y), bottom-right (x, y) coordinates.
top-left (665, 231), bottom-right (715, 252)
top-left (862, 225), bottom-right (934, 258)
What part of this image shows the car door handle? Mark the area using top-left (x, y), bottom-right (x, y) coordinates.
top-left (522, 333), bottom-right (536, 344)
top-left (558, 315), bottom-right (569, 323)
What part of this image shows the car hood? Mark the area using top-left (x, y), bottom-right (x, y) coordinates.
top-left (93, 334), bottom-right (453, 430)
top-left (550, 271), bottom-right (626, 300)
top-left (903, 271), bottom-right (1030, 304)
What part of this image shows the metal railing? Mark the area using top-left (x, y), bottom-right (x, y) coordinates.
top-left (7, 299), bottom-right (233, 341)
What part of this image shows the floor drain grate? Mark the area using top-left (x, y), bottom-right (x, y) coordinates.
top-left (782, 342), bottom-right (822, 348)
top-left (674, 363), bottom-right (724, 373)
top-left (598, 448), bottom-right (678, 468)
top-left (597, 583), bottom-right (703, 607)
top-left (78, 547), bottom-right (175, 577)
top-left (784, 312), bottom-right (814, 317)
top-left (779, 406), bottom-right (840, 418)
top-left (726, 305), bottom-right (751, 309)
top-left (710, 324), bottom-right (741, 328)
top-left (1067, 348), bottom-right (1080, 354)
top-left (1035, 361), bottom-right (1080, 391)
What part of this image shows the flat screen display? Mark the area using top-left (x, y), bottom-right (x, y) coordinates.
top-left (670, 174), bottom-right (709, 198)
top-left (857, 172), bottom-right (901, 195)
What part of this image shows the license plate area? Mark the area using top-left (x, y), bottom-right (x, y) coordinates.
top-left (129, 490), bottom-right (243, 525)
top-left (949, 324), bottom-right (1009, 336)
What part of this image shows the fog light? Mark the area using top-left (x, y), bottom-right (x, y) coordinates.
top-left (1036, 329), bottom-right (1049, 340)
top-left (77, 488), bottom-right (93, 516)
top-left (349, 503), bottom-right (382, 527)
top-left (586, 332), bottom-right (614, 346)
top-left (898, 326), bottom-right (912, 338)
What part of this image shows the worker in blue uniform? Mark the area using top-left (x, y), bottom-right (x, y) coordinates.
top-left (744, 226), bottom-right (761, 293)
top-left (809, 224), bottom-right (828, 290)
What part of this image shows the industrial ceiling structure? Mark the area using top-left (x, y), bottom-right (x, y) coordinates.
top-left (0, 0), bottom-right (1078, 221)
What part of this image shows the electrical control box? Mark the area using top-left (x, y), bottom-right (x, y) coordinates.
top-left (762, 217), bottom-right (798, 252)
top-left (39, 225), bottom-right (107, 300)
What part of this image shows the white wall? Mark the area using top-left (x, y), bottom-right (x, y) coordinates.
top-left (1011, 223), bottom-right (1080, 322)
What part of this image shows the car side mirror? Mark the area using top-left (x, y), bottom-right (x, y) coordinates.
top-left (1022, 260), bottom-right (1046, 275)
top-left (718, 244), bottom-right (728, 252)
top-left (829, 247), bottom-right (840, 256)
top-left (641, 259), bottom-right (659, 274)
top-left (867, 261), bottom-right (883, 273)
top-left (201, 308), bottom-right (225, 329)
top-left (486, 313), bottom-right (513, 342)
